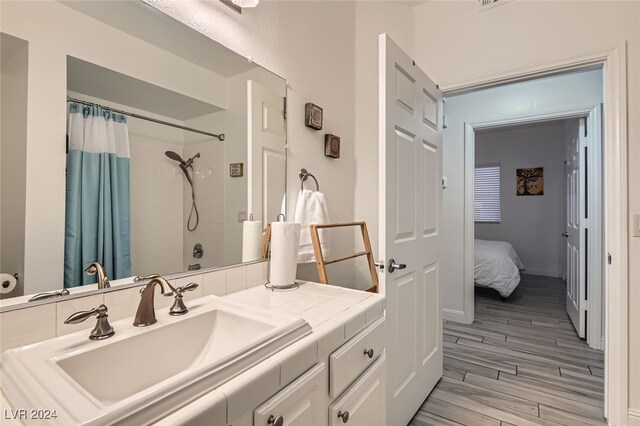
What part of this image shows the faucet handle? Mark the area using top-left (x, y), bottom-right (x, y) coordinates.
top-left (177, 282), bottom-right (199, 293)
top-left (28, 288), bottom-right (70, 302)
top-left (134, 274), bottom-right (161, 283)
top-left (169, 282), bottom-right (199, 316)
top-left (161, 281), bottom-right (198, 297)
top-left (64, 304), bottom-right (115, 340)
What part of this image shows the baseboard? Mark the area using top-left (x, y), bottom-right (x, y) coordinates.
top-left (443, 308), bottom-right (471, 324)
top-left (628, 409), bottom-right (640, 426)
top-left (521, 268), bottom-right (563, 278)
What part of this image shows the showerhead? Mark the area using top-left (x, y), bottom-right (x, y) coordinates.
top-left (165, 151), bottom-right (184, 163)
top-left (165, 151), bottom-right (200, 167)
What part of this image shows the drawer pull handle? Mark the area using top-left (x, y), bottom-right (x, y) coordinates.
top-left (363, 348), bottom-right (374, 359)
top-left (267, 415), bottom-right (284, 426)
top-left (338, 411), bottom-right (350, 423)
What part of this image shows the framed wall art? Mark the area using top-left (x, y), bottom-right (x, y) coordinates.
top-left (305, 103), bottom-right (323, 130)
top-left (324, 134), bottom-right (340, 158)
top-left (516, 167), bottom-right (544, 196)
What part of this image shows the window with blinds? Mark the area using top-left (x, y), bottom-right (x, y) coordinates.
top-left (474, 165), bottom-right (501, 223)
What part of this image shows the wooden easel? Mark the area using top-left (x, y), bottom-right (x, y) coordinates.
top-left (309, 222), bottom-right (379, 293)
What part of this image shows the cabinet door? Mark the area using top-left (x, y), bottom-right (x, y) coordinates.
top-left (255, 363), bottom-right (326, 426)
top-left (329, 354), bottom-right (386, 426)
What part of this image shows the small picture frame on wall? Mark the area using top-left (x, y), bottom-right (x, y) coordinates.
top-left (324, 134), bottom-right (340, 159)
top-left (516, 167), bottom-right (544, 196)
top-left (305, 103), bottom-right (323, 130)
top-left (229, 163), bottom-right (244, 177)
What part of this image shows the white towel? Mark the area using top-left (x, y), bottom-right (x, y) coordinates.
top-left (294, 189), bottom-right (330, 263)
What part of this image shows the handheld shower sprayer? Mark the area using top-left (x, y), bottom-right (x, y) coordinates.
top-left (165, 151), bottom-right (201, 231)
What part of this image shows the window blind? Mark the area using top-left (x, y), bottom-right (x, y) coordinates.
top-left (474, 165), bottom-right (501, 223)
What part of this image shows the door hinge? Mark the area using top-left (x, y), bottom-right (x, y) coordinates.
top-left (443, 115), bottom-right (447, 129)
top-left (607, 253), bottom-right (612, 265)
top-left (283, 97), bottom-right (287, 119)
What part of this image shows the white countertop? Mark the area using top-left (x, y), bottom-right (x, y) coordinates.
top-left (156, 281), bottom-right (385, 425)
top-left (0, 281), bottom-right (385, 426)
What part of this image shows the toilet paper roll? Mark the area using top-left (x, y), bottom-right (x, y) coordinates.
top-left (269, 222), bottom-right (301, 288)
top-left (0, 273), bottom-right (17, 295)
top-left (242, 220), bottom-right (263, 262)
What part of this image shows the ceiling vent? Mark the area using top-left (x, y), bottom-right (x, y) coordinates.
top-left (478, 0), bottom-right (512, 12)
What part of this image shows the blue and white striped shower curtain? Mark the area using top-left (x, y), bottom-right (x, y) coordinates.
top-left (64, 104), bottom-right (131, 287)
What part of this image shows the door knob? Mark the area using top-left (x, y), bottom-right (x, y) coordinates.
top-left (562, 232), bottom-right (570, 237)
top-left (364, 348), bottom-right (374, 359)
top-left (388, 259), bottom-right (406, 273)
top-left (267, 415), bottom-right (284, 426)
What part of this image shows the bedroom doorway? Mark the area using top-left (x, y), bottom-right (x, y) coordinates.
top-left (471, 111), bottom-right (603, 346)
top-left (434, 46), bottom-right (628, 424)
top-left (442, 66), bottom-right (605, 350)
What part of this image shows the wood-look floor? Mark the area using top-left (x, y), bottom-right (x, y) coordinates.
top-left (409, 274), bottom-right (606, 426)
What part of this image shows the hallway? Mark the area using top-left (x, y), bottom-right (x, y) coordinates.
top-left (410, 274), bottom-right (606, 426)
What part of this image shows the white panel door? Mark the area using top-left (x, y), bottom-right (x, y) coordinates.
top-left (248, 80), bottom-right (286, 226)
top-left (565, 118), bottom-right (586, 338)
top-left (379, 34), bottom-right (443, 426)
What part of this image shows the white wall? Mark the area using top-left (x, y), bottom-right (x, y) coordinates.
top-left (475, 122), bottom-right (567, 278)
top-left (146, 0), bottom-right (416, 288)
top-left (0, 34), bottom-right (28, 298)
top-left (440, 69), bottom-right (602, 321)
top-left (412, 1), bottom-right (639, 417)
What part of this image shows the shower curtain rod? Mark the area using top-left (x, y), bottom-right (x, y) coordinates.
top-left (66, 97), bottom-right (225, 141)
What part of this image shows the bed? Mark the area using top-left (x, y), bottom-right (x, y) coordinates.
top-left (474, 239), bottom-right (525, 298)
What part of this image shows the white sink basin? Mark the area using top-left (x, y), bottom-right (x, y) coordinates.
top-left (1, 295), bottom-right (311, 425)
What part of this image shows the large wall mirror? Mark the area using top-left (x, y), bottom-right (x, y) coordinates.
top-left (0, 0), bottom-right (286, 302)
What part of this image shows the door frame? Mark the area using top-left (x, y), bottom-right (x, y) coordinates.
top-left (441, 45), bottom-right (628, 425)
top-left (464, 106), bottom-right (602, 345)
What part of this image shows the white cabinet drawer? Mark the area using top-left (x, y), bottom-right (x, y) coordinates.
top-left (329, 317), bottom-right (384, 398)
top-left (254, 363), bottom-right (326, 426)
top-left (329, 354), bottom-right (386, 426)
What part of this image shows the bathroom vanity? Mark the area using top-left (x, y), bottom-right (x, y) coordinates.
top-left (160, 282), bottom-right (386, 426)
top-left (0, 281), bottom-right (385, 425)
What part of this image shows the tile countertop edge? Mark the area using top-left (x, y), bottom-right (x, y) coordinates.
top-left (157, 282), bottom-right (385, 425)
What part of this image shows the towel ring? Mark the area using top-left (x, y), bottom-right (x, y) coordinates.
top-left (299, 168), bottom-right (319, 191)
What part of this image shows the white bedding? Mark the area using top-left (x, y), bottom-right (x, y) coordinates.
top-left (474, 239), bottom-right (525, 297)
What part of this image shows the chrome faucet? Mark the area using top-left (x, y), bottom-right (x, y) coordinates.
top-left (133, 277), bottom-right (176, 327)
top-left (84, 262), bottom-right (110, 289)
